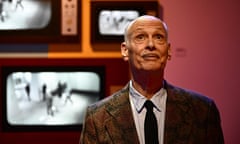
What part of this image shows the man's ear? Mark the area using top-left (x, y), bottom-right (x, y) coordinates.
top-left (121, 42), bottom-right (129, 61)
top-left (167, 43), bottom-right (172, 60)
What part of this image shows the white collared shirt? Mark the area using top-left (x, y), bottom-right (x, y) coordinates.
top-left (129, 81), bottom-right (167, 144)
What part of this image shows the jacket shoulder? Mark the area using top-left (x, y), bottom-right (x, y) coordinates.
top-left (87, 85), bottom-right (129, 113)
top-left (166, 81), bottom-right (213, 103)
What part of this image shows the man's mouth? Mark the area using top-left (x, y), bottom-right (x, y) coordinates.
top-left (142, 54), bottom-right (160, 60)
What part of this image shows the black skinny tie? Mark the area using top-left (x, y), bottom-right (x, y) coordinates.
top-left (144, 100), bottom-right (159, 144)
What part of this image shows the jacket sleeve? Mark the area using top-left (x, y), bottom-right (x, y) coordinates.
top-left (80, 106), bottom-right (98, 144)
top-left (206, 101), bottom-right (224, 144)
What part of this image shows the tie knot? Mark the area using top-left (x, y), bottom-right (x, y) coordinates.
top-left (144, 100), bottom-right (154, 111)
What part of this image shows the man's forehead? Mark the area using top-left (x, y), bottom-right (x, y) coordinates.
top-left (128, 16), bottom-right (164, 29)
top-left (128, 20), bottom-right (166, 34)
top-left (131, 18), bottom-right (163, 28)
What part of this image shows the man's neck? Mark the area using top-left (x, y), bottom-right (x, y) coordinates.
top-left (131, 71), bottom-right (164, 99)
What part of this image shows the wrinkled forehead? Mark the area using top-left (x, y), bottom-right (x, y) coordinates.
top-left (126, 16), bottom-right (168, 36)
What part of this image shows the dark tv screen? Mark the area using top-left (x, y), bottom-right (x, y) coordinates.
top-left (2, 66), bottom-right (105, 131)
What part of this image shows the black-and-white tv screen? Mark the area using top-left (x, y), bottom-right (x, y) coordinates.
top-left (91, 1), bottom-right (159, 44)
top-left (0, 0), bottom-right (80, 43)
top-left (2, 66), bottom-right (105, 131)
top-left (98, 10), bottom-right (139, 36)
top-left (0, 0), bottom-right (51, 30)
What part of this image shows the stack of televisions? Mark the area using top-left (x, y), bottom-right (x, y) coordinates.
top-left (0, 0), bottom-right (160, 132)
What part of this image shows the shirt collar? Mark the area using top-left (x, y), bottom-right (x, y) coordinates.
top-left (129, 80), bottom-right (166, 113)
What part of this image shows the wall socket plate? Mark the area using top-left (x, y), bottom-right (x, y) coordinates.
top-left (61, 0), bottom-right (78, 35)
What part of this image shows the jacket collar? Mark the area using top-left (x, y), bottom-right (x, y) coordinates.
top-left (103, 81), bottom-right (193, 144)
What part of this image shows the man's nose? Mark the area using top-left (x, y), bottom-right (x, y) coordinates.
top-left (146, 37), bottom-right (155, 50)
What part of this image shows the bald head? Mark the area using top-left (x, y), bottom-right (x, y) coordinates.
top-left (124, 15), bottom-right (168, 43)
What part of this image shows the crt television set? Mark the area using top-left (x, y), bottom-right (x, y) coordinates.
top-left (91, 0), bottom-right (160, 46)
top-left (1, 65), bottom-right (105, 131)
top-left (0, 0), bottom-right (80, 43)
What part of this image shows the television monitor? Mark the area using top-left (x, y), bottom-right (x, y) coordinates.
top-left (90, 0), bottom-right (160, 51)
top-left (1, 65), bottom-right (105, 131)
top-left (0, 0), bottom-right (80, 43)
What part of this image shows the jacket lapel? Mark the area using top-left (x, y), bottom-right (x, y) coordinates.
top-left (164, 82), bottom-right (194, 144)
top-left (104, 86), bottom-right (140, 144)
top-left (100, 82), bottom-right (194, 144)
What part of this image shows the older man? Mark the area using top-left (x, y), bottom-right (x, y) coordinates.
top-left (80, 15), bottom-right (224, 144)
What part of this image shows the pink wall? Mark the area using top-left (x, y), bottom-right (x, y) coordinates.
top-left (160, 0), bottom-right (240, 143)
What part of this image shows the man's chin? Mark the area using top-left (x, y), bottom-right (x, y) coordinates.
top-left (141, 65), bottom-right (163, 72)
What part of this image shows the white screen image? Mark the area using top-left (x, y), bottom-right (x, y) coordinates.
top-left (6, 71), bottom-right (101, 125)
top-left (0, 0), bottom-right (51, 30)
top-left (99, 10), bottom-right (139, 35)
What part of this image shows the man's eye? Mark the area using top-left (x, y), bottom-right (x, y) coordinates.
top-left (155, 34), bottom-right (164, 40)
top-left (136, 34), bottom-right (145, 40)
top-left (154, 34), bottom-right (166, 44)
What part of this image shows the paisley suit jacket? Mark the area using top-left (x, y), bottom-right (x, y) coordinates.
top-left (80, 81), bottom-right (224, 144)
